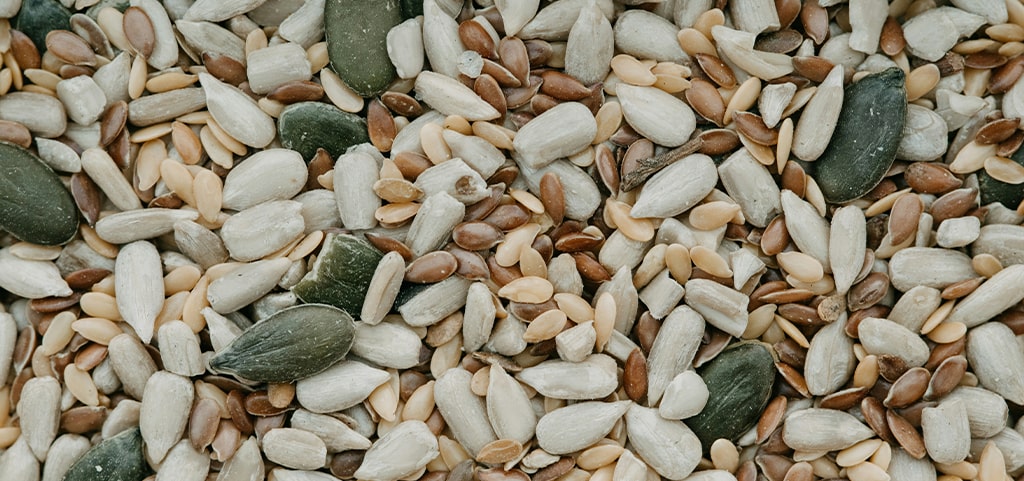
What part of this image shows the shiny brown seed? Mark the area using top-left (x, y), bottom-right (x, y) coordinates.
top-left (776, 303), bottom-right (824, 326)
top-left (800, 1), bottom-right (829, 44)
top-left (699, 129), bottom-right (741, 156)
top-left (847, 272), bottom-right (889, 311)
top-left (976, 118), bottom-right (1020, 144)
top-left (904, 162), bottom-right (962, 194)
top-left (203, 52), bottom-right (247, 85)
top-left (571, 252), bottom-right (611, 282)
top-left (459, 20), bottom-right (496, 59)
top-left (244, 390), bottom-right (287, 416)
top-left (884, 367), bottom-right (929, 408)
top-left (393, 151), bottom-right (433, 181)
top-left (819, 386), bottom-right (870, 411)
top-left (694, 53), bottom-right (737, 88)
top-left (791, 56), bottom-right (835, 83)
top-left (266, 80), bottom-right (325, 103)
top-left (877, 354), bottom-right (909, 383)
top-left (0, 120), bottom-right (32, 149)
top-left (46, 30), bottom-right (95, 66)
top-left (487, 256), bottom-right (524, 286)
top-left (624, 348), bottom-right (648, 403)
top-left (30, 293), bottom-right (82, 314)
top-left (380, 91), bottom-right (423, 117)
top-left (888, 194), bottom-right (923, 245)
top-left (924, 355), bottom-right (966, 401)
top-left (534, 458), bottom-right (575, 481)
top-left (190, 397), bottom-right (221, 451)
top-left (366, 99), bottom-right (396, 153)
top-left (686, 78), bottom-right (726, 126)
top-left (330, 451), bottom-right (366, 479)
top-left (99, 101), bottom-right (128, 147)
top-left (930, 188), bottom-right (978, 223)
top-left (965, 52), bottom-right (1008, 69)
top-left (593, 143), bottom-right (619, 194)
top-left (475, 74), bottom-right (508, 116)
top-left (11, 29), bottom-right (41, 70)
top-left (754, 29), bottom-right (804, 54)
top-left (756, 395), bottom-right (787, 443)
top-left (60, 406), bottom-right (108, 434)
top-left (540, 70), bottom-right (591, 100)
top-left (482, 58), bottom-right (523, 88)
top-left (364, 233), bottom-right (414, 261)
top-left (775, 361), bottom-right (810, 397)
top-left (539, 172), bottom-right (565, 225)
top-left (940, 277), bottom-right (983, 300)
top-left (880, 16), bottom-right (905, 56)
top-left (524, 39), bottom-right (552, 67)
top-left (860, 397), bottom-right (894, 443)
top-left (989, 55), bottom-right (1024, 94)
top-left (453, 221), bottom-right (505, 251)
top-left (123, 6), bottom-right (155, 58)
top-left (65, 268), bottom-right (111, 290)
top-left (405, 251), bottom-right (458, 283)
top-left (71, 172), bottom-right (102, 227)
top-left (734, 112), bottom-right (778, 145)
top-left (498, 37), bottom-right (530, 86)
top-left (60, 64), bottom-right (94, 79)
top-left (477, 439), bottom-right (524, 465)
top-left (757, 454), bottom-right (794, 481)
top-left (886, 409), bottom-right (926, 459)
top-left (484, 204), bottom-right (531, 231)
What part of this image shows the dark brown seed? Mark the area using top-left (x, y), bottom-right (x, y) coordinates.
top-left (976, 117), bottom-right (1020, 144)
top-left (73, 343), bottom-right (107, 371)
top-left (609, 123), bottom-right (642, 146)
top-left (699, 129), bottom-right (741, 156)
top-left (539, 172), bottom-right (565, 225)
top-left (244, 390), bottom-right (288, 416)
top-left (800, 1), bottom-right (829, 44)
top-left (482, 58), bottom-right (523, 88)
top-left (846, 305), bottom-right (890, 337)
top-left (530, 93), bottom-right (559, 116)
top-left (59, 64), bottom-right (94, 79)
top-left (791, 56), bottom-right (835, 83)
top-left (775, 362), bottom-right (810, 397)
top-left (540, 70), bottom-right (590, 100)
top-left (552, 231), bottom-right (602, 252)
top-left (226, 390), bottom-right (254, 435)
top-left (940, 276), bottom-right (984, 299)
top-left (819, 386), bottom-right (870, 411)
top-left (487, 256), bottom-right (523, 286)
top-left (781, 162), bottom-right (806, 197)
top-left (884, 367), bottom-right (929, 408)
top-left (888, 194), bottom-right (923, 245)
top-left (46, 30), bottom-right (95, 66)
top-left (453, 221), bottom-right (504, 251)
top-left (998, 309), bottom-right (1024, 335)
top-left (483, 204), bottom-right (531, 231)
top-left (965, 52), bottom-right (1008, 69)
top-left (594, 143), bottom-right (619, 194)
top-left (861, 397), bottom-right (895, 443)
top-left (904, 162), bottom-right (962, 194)
top-left (306, 148), bottom-right (333, 190)
top-left (474, 74), bottom-right (507, 116)
top-left (393, 151), bottom-right (433, 181)
top-left (877, 354), bottom-right (910, 383)
top-left (694, 53), bottom-right (737, 88)
top-left (634, 311), bottom-right (659, 355)
top-left (503, 77), bottom-right (542, 109)
top-left (64, 268), bottom-right (111, 290)
top-left (29, 293), bottom-right (82, 314)
top-left (887, 409), bottom-right (927, 458)
top-left (934, 51), bottom-right (966, 77)
top-left (783, 462), bottom-right (814, 481)
top-left (880, 16), bottom-right (905, 56)
top-left (203, 52), bottom-right (248, 85)
top-left (759, 216), bottom-right (789, 256)
top-left (686, 78), bottom-right (726, 126)
top-left (498, 37), bottom-right (530, 86)
top-left (757, 454), bottom-right (794, 481)
top-left (864, 178), bottom-right (898, 202)
top-left (758, 289), bottom-right (816, 306)
top-left (123, 6), bottom-right (155, 58)
top-left (0, 120), bottom-right (32, 149)
top-left (774, 338), bottom-right (806, 367)
top-left (571, 252), bottom-right (611, 282)
top-left (754, 29), bottom-right (803, 54)
top-left (533, 458), bottom-right (575, 481)
top-left (776, 303), bottom-right (823, 326)
top-left (847, 272), bottom-right (889, 311)
top-left (10, 29), bottom-right (41, 70)
top-left (930, 188), bottom-right (978, 224)
top-left (364, 233), bottom-right (414, 261)
top-left (524, 39), bottom-right (552, 67)
top-left (459, 20), bottom-right (496, 59)
top-left (924, 355), bottom-right (966, 400)
top-left (405, 251), bottom-right (458, 283)
top-left (108, 129), bottom-right (131, 169)
top-left (734, 112), bottom-right (778, 145)
top-left (997, 129), bottom-right (1024, 157)
top-left (624, 348), bottom-right (647, 403)
top-left (736, 460), bottom-right (758, 481)
top-left (380, 91), bottom-right (423, 117)
top-left (100, 101), bottom-right (128, 147)
top-left (989, 55), bottom-right (1024, 94)
top-left (399, 371), bottom-right (428, 402)
top-left (464, 184), bottom-right (505, 222)
top-left (330, 450), bottom-right (365, 479)
top-left (60, 406), bottom-right (108, 434)
top-left (366, 99), bottom-right (396, 153)
top-left (756, 395), bottom-right (787, 443)
top-left (190, 398), bottom-right (221, 450)
top-left (925, 337), bottom-right (966, 370)
top-left (71, 172), bottom-right (101, 227)
top-left (266, 80), bottom-right (325, 103)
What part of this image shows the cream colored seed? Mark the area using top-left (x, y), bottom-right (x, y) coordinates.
top-left (523, 309), bottom-right (568, 343)
top-left (689, 201), bottom-right (741, 231)
top-left (494, 223), bottom-right (541, 267)
top-left (593, 101), bottom-right (623, 145)
top-left (935, 460), bottom-right (979, 480)
top-left (206, 118), bottom-right (248, 156)
top-left (984, 156), bottom-right (1024, 184)
top-left (80, 292), bottom-right (121, 320)
top-left (402, 381), bottom-right (435, 422)
top-left (593, 292), bottom-right (616, 351)
top-left (870, 442), bottom-right (891, 471)
top-left (677, 28), bottom-right (717, 57)
top-left (577, 444), bottom-right (624, 470)
top-left (554, 293), bottom-right (596, 323)
top-left (128, 53), bottom-right (147, 99)
top-left (64, 364), bottom-right (100, 406)
top-left (905, 64), bottom-right (939, 102)
top-left (472, 121), bottom-right (515, 150)
top-left (920, 300), bottom-right (956, 335)
top-left (610, 54), bottom-right (656, 86)
top-left (307, 42), bottom-right (329, 73)
top-left (853, 354), bottom-right (880, 388)
top-left (420, 122), bottom-right (451, 164)
top-left (978, 441), bottom-right (1006, 481)
top-left (130, 122), bottom-right (173, 142)
top-left (145, 72), bottom-right (198, 93)
top-left (864, 189), bottom-right (912, 217)
top-left (973, 253), bottom-right (1003, 278)
top-left (80, 225), bottom-right (118, 259)
top-left (743, 304), bottom-right (777, 339)
top-left (776, 251), bottom-right (824, 283)
top-left (288, 231), bottom-right (325, 262)
top-left (519, 247), bottom-right (547, 278)
top-left (497, 276), bottom-right (554, 303)
top-left (164, 265), bottom-right (201, 295)
top-left (709, 439), bottom-right (739, 472)
top-left (367, 378), bottom-right (399, 422)
top-left (665, 243), bottom-right (692, 284)
top-left (511, 189), bottom-right (545, 214)
top-left (846, 461), bottom-right (889, 481)
top-left (193, 169), bottom-right (223, 223)
top-left (724, 77), bottom-right (761, 124)
top-left (321, 68), bottom-right (364, 113)
top-left (774, 314), bottom-right (809, 348)
top-left (40, 311), bottom-right (77, 356)
top-left (836, 439), bottom-right (883, 467)
top-left (606, 198), bottom-right (654, 242)
top-left (443, 115), bottom-right (472, 135)
top-left (776, 117), bottom-right (794, 174)
top-left (926, 321), bottom-right (967, 344)
top-left (689, 245), bottom-right (732, 278)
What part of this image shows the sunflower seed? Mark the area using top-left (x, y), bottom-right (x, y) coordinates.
top-left (218, 437), bottom-right (264, 481)
top-left (387, 18), bottom-right (425, 80)
top-left (96, 208), bottom-right (200, 244)
top-left (555, 320), bottom-right (596, 362)
top-left (921, 399), bottom-right (970, 464)
top-left (0, 249), bottom-right (72, 299)
top-left (613, 10), bottom-right (687, 63)
top-left (712, 25), bottom-right (794, 80)
top-left (631, 154), bottom-right (717, 219)
top-left (290, 409), bottom-right (370, 453)
top-left (513, 102), bottom-right (597, 169)
top-left (617, 84), bottom-right (697, 148)
top-left (792, 65), bottom-right (843, 161)
top-left (564, 1), bottom-right (612, 85)
top-left (221, 149), bottom-right (307, 211)
top-left (17, 376), bottom-right (60, 461)
top-left (463, 281), bottom-right (496, 352)
top-left (519, 0), bottom-right (613, 41)
top-left (351, 320), bottom-right (421, 369)
top-left (246, 43), bottom-right (311, 95)
top-left (518, 159), bottom-right (601, 222)
top-left (0, 92), bottom-right (67, 139)
top-left (140, 371), bottom-right (194, 463)
top-left (485, 364), bottom-right (535, 445)
top-left (414, 71), bottom-right (500, 122)
top-left (157, 320), bottom-right (204, 376)
top-left (414, 158), bottom-right (489, 204)
top-left (360, 251), bottom-right (406, 325)
top-left (354, 421), bottom-right (439, 481)
top-left (858, 317), bottom-right (931, 367)
top-left (434, 367), bottom-right (497, 456)
top-left (295, 360), bottom-right (389, 413)
top-left (518, 353), bottom-right (618, 400)
top-left (0, 438), bottom-right (40, 481)
top-left (207, 258), bottom-right (293, 314)
top-left (625, 404), bottom-right (701, 480)
top-left (199, 73), bottom-right (276, 148)
top-left (966, 321), bottom-right (1024, 404)
top-left (262, 428), bottom-right (327, 471)
top-left (157, 440), bottom-right (210, 481)
top-left (80, 148), bottom-right (141, 212)
top-left (783, 408), bottom-right (875, 452)
top-left (277, 0), bottom-right (325, 48)
top-left (805, 314), bottom-right (855, 396)
top-left (889, 247), bottom-right (977, 292)
top-left (536, 400), bottom-right (630, 455)
top-left (659, 370), bottom-right (709, 421)
top-left (421, 0), bottom-right (463, 78)
top-left (683, 279), bottom-right (749, 337)
top-left (57, 75), bottom-right (106, 126)
top-left (115, 240), bottom-right (163, 344)
top-left (131, 0), bottom-right (178, 69)
top-left (41, 434), bottom-right (91, 481)
top-left (107, 334), bottom-right (158, 400)
top-left (718, 148), bottom-right (782, 228)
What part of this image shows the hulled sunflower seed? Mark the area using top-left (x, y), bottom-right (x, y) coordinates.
top-left (645, 305), bottom-right (704, 406)
top-left (625, 404), bottom-right (701, 480)
top-left (140, 371), bottom-right (194, 463)
top-left (353, 421), bottom-right (439, 481)
top-left (536, 401), bottom-right (630, 455)
top-left (517, 354), bottom-right (618, 400)
top-left (115, 241), bottom-right (164, 344)
top-left (434, 367), bottom-right (498, 456)
top-left (513, 102), bottom-right (597, 169)
top-left (966, 321), bottom-right (1024, 404)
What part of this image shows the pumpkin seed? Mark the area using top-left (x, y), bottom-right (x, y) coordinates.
top-left (0, 142), bottom-right (78, 245)
top-left (687, 341), bottom-right (776, 449)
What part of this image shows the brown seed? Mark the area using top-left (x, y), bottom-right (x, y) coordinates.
top-left (940, 276), bottom-right (984, 299)
top-left (123, 6), bottom-right (155, 58)
top-left (624, 348), bottom-right (648, 403)
top-left (791, 56), bottom-right (835, 83)
top-left (773, 338), bottom-right (806, 367)
top-left (0, 120), bottom-right (32, 149)
top-left (365, 99), bottom-right (396, 153)
top-left (203, 52), bottom-right (247, 85)
top-left (453, 221), bottom-right (505, 251)
top-left (498, 37), bottom-right (530, 86)
top-left (888, 194), bottom-right (923, 245)
top-left (474, 74), bottom-right (508, 116)
top-left (478, 468), bottom-right (530, 481)
top-left (754, 29), bottom-right (804, 54)
top-left (861, 397), bottom-right (894, 443)
top-left (756, 395), bottom-right (787, 443)
top-left (904, 162), bottom-right (962, 194)
top-left (70, 172), bottom-right (102, 227)
top-left (266, 80), bottom-right (324, 103)
top-left (484, 204), bottom-right (531, 231)
top-left (60, 406), bottom-right (108, 434)
top-left (592, 143), bottom-right (619, 194)
top-left (800, 1), bottom-right (828, 44)
top-left (363, 233), bottom-right (414, 261)
top-left (534, 458), bottom-right (575, 481)
top-left (46, 30), bottom-right (95, 66)
top-left (524, 39), bottom-right (552, 67)
top-left (699, 129), bottom-right (741, 156)
top-left (64, 268), bottom-right (111, 290)
top-left (477, 439), bottom-right (524, 465)
top-left (819, 386), bottom-right (870, 411)
top-left (245, 390), bottom-right (288, 417)
top-left (989, 55), bottom-right (1024, 94)
top-left (924, 355), bottom-right (966, 401)
top-left (965, 52), bottom-right (1008, 70)
top-left (330, 450), bottom-right (366, 479)
top-left (538, 172), bottom-right (565, 225)
top-left (686, 78), bottom-right (726, 126)
top-left (464, 184), bottom-right (505, 222)
top-left (405, 251), bottom-right (458, 284)
top-left (877, 354), bottom-right (910, 383)
top-left (930, 188), bottom-right (978, 223)
top-left (380, 91), bottom-right (423, 117)
top-left (189, 397), bottom-right (220, 451)
top-left (976, 118), bottom-right (1020, 144)
top-left (694, 53), bottom-right (737, 88)
top-left (393, 151), bottom-right (433, 181)
top-left (997, 129), bottom-right (1024, 157)
top-left (884, 367), bottom-right (929, 408)
top-left (10, 29), bottom-right (41, 70)
top-left (880, 16), bottom-right (905, 56)
top-left (847, 272), bottom-right (889, 311)
top-left (775, 362), bottom-right (810, 397)
top-left (99, 101), bottom-right (128, 147)
top-left (886, 409), bottom-right (927, 459)
top-left (30, 293), bottom-right (83, 314)
top-left (776, 303), bottom-right (824, 326)
top-left (60, 64), bottom-right (94, 79)
top-left (487, 256), bottom-right (523, 287)
top-left (459, 20), bottom-right (496, 59)
top-left (482, 58), bottom-right (523, 88)
top-left (998, 309), bottom-right (1024, 334)
top-left (734, 112), bottom-right (778, 145)
top-left (783, 462), bottom-right (814, 481)
top-left (540, 70), bottom-right (591, 101)
top-left (757, 454), bottom-right (795, 481)
top-left (571, 252), bottom-right (611, 282)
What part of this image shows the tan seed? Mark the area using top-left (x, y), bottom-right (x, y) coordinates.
top-left (690, 245), bottom-right (732, 278)
top-left (46, 30), bottom-right (95, 66)
top-left (498, 276), bottom-right (553, 304)
top-left (523, 309), bottom-right (568, 343)
top-left (776, 251), bottom-right (824, 283)
top-left (983, 156), bottom-right (1024, 184)
top-left (689, 201), bottom-right (741, 231)
top-left (405, 251), bottom-right (458, 284)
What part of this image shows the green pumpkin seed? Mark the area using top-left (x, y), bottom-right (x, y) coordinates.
top-left (63, 427), bottom-right (151, 481)
top-left (687, 341), bottom-right (776, 449)
top-left (0, 142), bottom-right (79, 245)
top-left (210, 303), bottom-right (356, 382)
top-left (291, 233), bottom-right (383, 316)
top-left (277, 101), bottom-right (370, 161)
top-left (13, 0), bottom-right (72, 52)
top-left (812, 67), bottom-right (907, 203)
top-left (325, 0), bottom-right (402, 97)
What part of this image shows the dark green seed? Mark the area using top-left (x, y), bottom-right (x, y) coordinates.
top-left (0, 142), bottom-right (78, 245)
top-left (688, 341), bottom-right (776, 449)
top-left (291, 233), bottom-right (383, 316)
top-left (277, 101), bottom-right (370, 161)
top-left (13, 0), bottom-right (72, 52)
top-left (63, 427), bottom-right (151, 481)
top-left (210, 303), bottom-right (356, 383)
top-left (400, 0), bottom-right (423, 18)
top-left (812, 67), bottom-right (908, 203)
top-left (325, 0), bottom-right (402, 97)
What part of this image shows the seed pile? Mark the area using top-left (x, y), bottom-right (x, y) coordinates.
top-left (0, 0), bottom-right (1023, 481)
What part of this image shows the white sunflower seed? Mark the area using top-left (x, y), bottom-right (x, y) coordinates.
top-left (830, 205), bottom-right (867, 296)
top-left (513, 102), bottom-right (597, 169)
top-left (625, 404), bottom-right (701, 480)
top-left (463, 282), bottom-right (496, 353)
top-left (857, 317), bottom-right (930, 367)
top-left (946, 264), bottom-right (1024, 327)
top-left (536, 400), bottom-right (631, 455)
top-left (922, 399), bottom-right (971, 464)
top-left (683, 279), bottom-right (748, 338)
top-left (0, 249), bottom-right (72, 299)
top-left (659, 371), bottom-right (709, 420)
top-left (792, 65), bottom-right (844, 161)
top-left (354, 421), bottom-right (439, 481)
top-left (222, 149), bottom-right (307, 211)
top-left (519, 0), bottom-right (613, 41)
top-left (107, 334), bottom-right (158, 400)
top-left (387, 18), bottom-right (425, 79)
top-left (56, 75), bottom-right (106, 125)
top-left (41, 434), bottom-right (91, 481)
top-left (199, 72), bottom-right (276, 148)
top-left (631, 154), bottom-right (718, 219)
top-left (555, 320), bottom-right (596, 362)
top-left (718, 148), bottom-right (782, 228)
top-left (351, 320), bottom-right (421, 369)
top-left (966, 322), bottom-right (1024, 405)
top-left (81, 148), bottom-right (142, 211)
top-left (140, 371), bottom-right (194, 463)
top-left (442, 129), bottom-right (504, 178)
top-left (889, 247), bottom-right (977, 292)
top-left (290, 409), bottom-right (371, 453)
top-left (805, 314), bottom-right (855, 396)
top-left (613, 9), bottom-right (688, 63)
top-left (564, 0), bottom-right (613, 85)
top-left (96, 208), bottom-right (200, 244)
top-left (157, 440), bottom-right (210, 481)
top-left (207, 258), bottom-right (293, 314)
top-left (333, 151), bottom-right (380, 230)
top-left (517, 353), bottom-right (618, 400)
top-left (361, 252), bottom-right (406, 325)
top-left (217, 437), bottom-right (265, 481)
top-left (782, 408), bottom-right (875, 452)
top-left (485, 364), bottom-right (537, 446)
top-left (414, 158), bottom-right (489, 204)
top-left (131, 0), bottom-right (178, 69)
top-left (434, 368), bottom-right (498, 456)
top-left (115, 240), bottom-right (164, 344)
top-left (246, 43), bottom-right (312, 95)
top-left (646, 305), bottom-right (705, 406)
top-left (617, 84), bottom-right (697, 148)
top-left (262, 428), bottom-right (327, 471)
top-left (405, 192), bottom-right (465, 258)
top-left (0, 92), bottom-right (67, 139)
top-left (17, 377), bottom-right (61, 461)
top-left (157, 320), bottom-right (204, 377)
top-left (295, 360), bottom-right (390, 413)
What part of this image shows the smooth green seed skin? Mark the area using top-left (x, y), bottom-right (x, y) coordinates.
top-left (63, 427), bottom-right (151, 481)
top-left (291, 233), bottom-right (384, 316)
top-left (0, 142), bottom-right (79, 246)
top-left (277, 102), bottom-right (370, 161)
top-left (687, 342), bottom-right (776, 450)
top-left (325, 0), bottom-right (402, 97)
